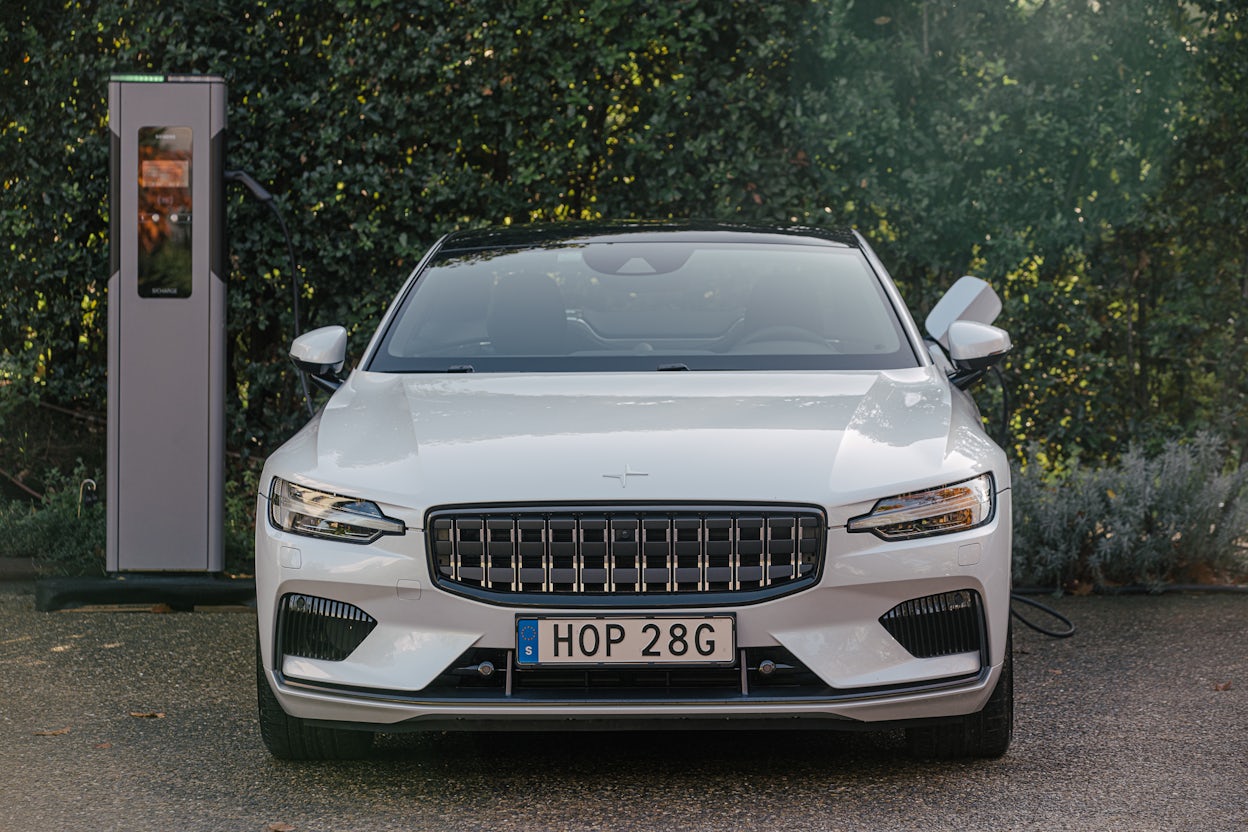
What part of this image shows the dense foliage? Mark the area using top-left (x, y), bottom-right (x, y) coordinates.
top-left (2, 1), bottom-right (1245, 579)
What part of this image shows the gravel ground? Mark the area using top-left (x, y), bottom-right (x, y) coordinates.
top-left (0, 583), bottom-right (1244, 831)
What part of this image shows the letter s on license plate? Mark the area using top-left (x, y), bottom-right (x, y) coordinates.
top-left (515, 616), bottom-right (736, 666)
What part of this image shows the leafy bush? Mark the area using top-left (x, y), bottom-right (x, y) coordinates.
top-left (1013, 434), bottom-right (1248, 589)
top-left (0, 460), bottom-right (256, 576)
top-left (223, 461), bottom-right (261, 576)
top-left (0, 465), bottom-right (106, 577)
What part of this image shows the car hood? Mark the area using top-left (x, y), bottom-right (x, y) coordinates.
top-left (264, 368), bottom-right (1004, 527)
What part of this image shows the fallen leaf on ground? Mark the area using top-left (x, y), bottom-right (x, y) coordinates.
top-left (33, 727), bottom-right (71, 736)
top-left (150, 603), bottom-right (173, 614)
top-left (266, 823), bottom-right (296, 832)
top-left (1213, 681), bottom-right (1233, 692)
top-left (93, 742), bottom-right (113, 749)
top-left (128, 711), bottom-right (166, 719)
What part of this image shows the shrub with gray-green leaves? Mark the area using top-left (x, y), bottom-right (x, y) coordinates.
top-left (1013, 434), bottom-right (1248, 589)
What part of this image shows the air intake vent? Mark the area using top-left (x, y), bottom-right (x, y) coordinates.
top-left (428, 504), bottom-right (824, 604)
top-left (278, 594), bottom-right (377, 662)
top-left (879, 590), bottom-right (984, 659)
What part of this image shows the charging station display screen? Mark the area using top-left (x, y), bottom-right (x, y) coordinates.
top-left (138, 126), bottom-right (193, 298)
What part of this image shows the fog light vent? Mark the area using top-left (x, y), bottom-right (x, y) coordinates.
top-left (879, 590), bottom-right (984, 659)
top-left (278, 593), bottom-right (377, 662)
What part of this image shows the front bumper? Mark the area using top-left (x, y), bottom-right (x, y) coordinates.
top-left (255, 491), bottom-right (1012, 731)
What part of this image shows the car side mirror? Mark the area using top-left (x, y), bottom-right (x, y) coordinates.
top-left (290, 325), bottom-right (348, 391)
top-left (925, 276), bottom-right (1002, 348)
top-left (945, 320), bottom-right (1011, 389)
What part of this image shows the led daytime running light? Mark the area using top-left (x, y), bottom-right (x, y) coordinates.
top-left (848, 474), bottom-right (994, 540)
top-left (269, 477), bottom-right (405, 544)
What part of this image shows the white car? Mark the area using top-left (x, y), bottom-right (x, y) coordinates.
top-left (255, 222), bottom-right (1014, 760)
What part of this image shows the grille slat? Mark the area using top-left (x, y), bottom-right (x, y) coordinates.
top-left (431, 505), bottom-right (824, 602)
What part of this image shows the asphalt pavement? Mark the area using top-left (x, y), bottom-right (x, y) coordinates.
top-left (0, 582), bottom-right (1244, 831)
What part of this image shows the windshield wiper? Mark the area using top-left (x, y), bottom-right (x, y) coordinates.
top-left (657, 363), bottom-right (690, 371)
top-left (447, 364), bottom-right (475, 373)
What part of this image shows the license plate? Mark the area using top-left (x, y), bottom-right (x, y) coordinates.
top-left (515, 616), bottom-right (736, 667)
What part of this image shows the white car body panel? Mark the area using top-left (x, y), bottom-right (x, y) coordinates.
top-left (266, 366), bottom-right (999, 528)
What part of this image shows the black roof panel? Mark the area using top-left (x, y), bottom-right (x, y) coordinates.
top-left (436, 220), bottom-right (860, 252)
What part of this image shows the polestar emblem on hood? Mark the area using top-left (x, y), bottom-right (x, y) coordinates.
top-left (603, 466), bottom-right (649, 488)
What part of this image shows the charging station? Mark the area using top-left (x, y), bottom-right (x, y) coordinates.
top-left (106, 75), bottom-right (227, 573)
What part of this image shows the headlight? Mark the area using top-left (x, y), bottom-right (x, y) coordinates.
top-left (268, 477), bottom-right (405, 544)
top-left (847, 473), bottom-right (995, 540)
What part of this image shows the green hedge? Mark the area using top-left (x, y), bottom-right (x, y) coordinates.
top-left (2, 0), bottom-right (844, 469)
top-left (3, 1), bottom-right (1247, 575)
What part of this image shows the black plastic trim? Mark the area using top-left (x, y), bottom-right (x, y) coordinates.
top-left (276, 666), bottom-right (986, 710)
top-left (434, 582), bottom-right (821, 610)
top-left (109, 128), bottom-right (120, 275)
top-left (879, 589), bottom-right (988, 660)
top-left (275, 593), bottom-right (377, 662)
top-left (210, 129), bottom-right (225, 281)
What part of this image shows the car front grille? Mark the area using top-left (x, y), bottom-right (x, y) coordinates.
top-left (428, 505), bottom-right (824, 604)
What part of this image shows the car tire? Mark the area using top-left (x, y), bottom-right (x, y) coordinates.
top-left (256, 640), bottom-right (374, 761)
top-left (904, 627), bottom-right (1013, 760)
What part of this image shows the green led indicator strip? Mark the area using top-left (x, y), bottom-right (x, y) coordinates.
top-left (111, 73), bottom-right (167, 83)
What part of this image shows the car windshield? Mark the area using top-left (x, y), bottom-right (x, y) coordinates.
top-left (368, 241), bottom-right (919, 372)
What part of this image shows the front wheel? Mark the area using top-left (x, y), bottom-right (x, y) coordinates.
top-left (905, 627), bottom-right (1013, 760)
top-left (256, 640), bottom-right (375, 761)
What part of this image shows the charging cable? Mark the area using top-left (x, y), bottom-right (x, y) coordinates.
top-left (987, 365), bottom-right (1075, 639)
top-left (224, 170), bottom-right (314, 416)
top-left (1010, 593), bottom-right (1076, 638)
